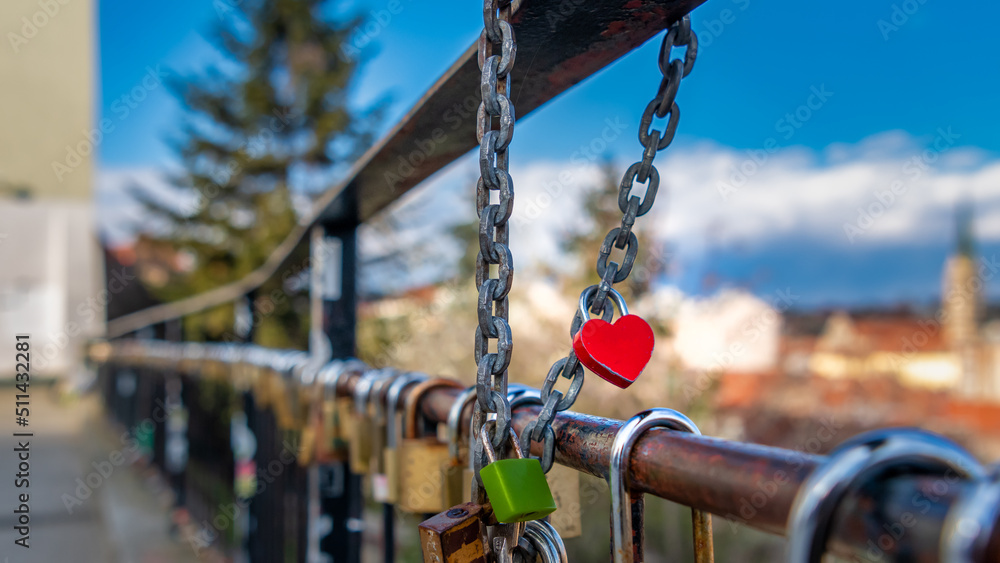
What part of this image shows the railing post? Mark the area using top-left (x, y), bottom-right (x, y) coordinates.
top-left (164, 319), bottom-right (188, 513)
top-left (315, 211), bottom-right (362, 563)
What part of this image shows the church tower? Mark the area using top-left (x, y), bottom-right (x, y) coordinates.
top-left (942, 206), bottom-right (980, 396)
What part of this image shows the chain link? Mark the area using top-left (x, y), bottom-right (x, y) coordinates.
top-left (522, 16), bottom-right (698, 474)
top-left (472, 0), bottom-right (522, 556)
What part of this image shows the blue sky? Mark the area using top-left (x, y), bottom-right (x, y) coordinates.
top-left (96, 0), bottom-right (1000, 308)
top-left (98, 0), bottom-right (1000, 165)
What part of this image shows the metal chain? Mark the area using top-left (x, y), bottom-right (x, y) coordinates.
top-left (522, 16), bottom-right (697, 473)
top-left (471, 0), bottom-right (521, 556)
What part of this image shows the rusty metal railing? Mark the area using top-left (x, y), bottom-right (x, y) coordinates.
top-left (89, 340), bottom-right (1000, 562)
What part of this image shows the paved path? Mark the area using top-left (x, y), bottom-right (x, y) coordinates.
top-left (0, 386), bottom-right (196, 563)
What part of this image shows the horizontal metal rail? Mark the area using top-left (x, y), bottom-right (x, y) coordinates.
top-left (89, 340), bottom-right (1000, 562)
top-left (105, 0), bottom-right (707, 339)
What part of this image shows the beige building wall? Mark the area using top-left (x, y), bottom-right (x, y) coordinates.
top-left (0, 0), bottom-right (94, 199)
top-left (0, 0), bottom-right (101, 378)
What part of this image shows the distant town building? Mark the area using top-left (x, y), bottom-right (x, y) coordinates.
top-left (809, 312), bottom-right (959, 389)
top-left (671, 289), bottom-right (781, 374)
top-left (808, 208), bottom-right (1000, 402)
top-left (942, 208), bottom-right (986, 397)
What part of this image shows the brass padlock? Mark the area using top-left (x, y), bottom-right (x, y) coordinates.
top-left (545, 463), bottom-right (582, 538)
top-left (335, 396), bottom-right (354, 440)
top-left (383, 372), bottom-right (427, 504)
top-left (269, 351), bottom-right (307, 431)
top-left (418, 502), bottom-right (489, 563)
top-left (443, 387), bottom-right (477, 508)
top-left (293, 359), bottom-right (325, 465)
top-left (509, 386), bottom-right (583, 538)
top-left (314, 360), bottom-right (360, 464)
top-left (397, 378), bottom-right (463, 514)
top-left (348, 370), bottom-right (386, 474)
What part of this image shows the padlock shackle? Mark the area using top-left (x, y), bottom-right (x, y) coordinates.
top-left (304, 359), bottom-right (343, 427)
top-left (370, 370), bottom-right (401, 420)
top-left (293, 352), bottom-right (326, 386)
top-left (507, 386), bottom-right (541, 410)
top-left (785, 428), bottom-right (985, 563)
top-left (578, 285), bottom-right (629, 323)
top-left (317, 359), bottom-right (343, 388)
top-left (353, 368), bottom-right (392, 415)
top-left (269, 349), bottom-right (309, 377)
top-left (385, 372), bottom-right (428, 447)
top-left (320, 358), bottom-right (365, 399)
top-left (940, 463), bottom-right (1000, 563)
top-left (478, 420), bottom-right (526, 464)
top-left (447, 386), bottom-right (478, 462)
top-left (610, 408), bottom-right (703, 563)
top-left (404, 378), bottom-right (464, 439)
top-left (523, 520), bottom-right (568, 563)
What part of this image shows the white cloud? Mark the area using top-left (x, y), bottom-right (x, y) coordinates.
top-left (98, 130), bottom-right (1000, 298)
top-left (95, 168), bottom-right (171, 245)
top-left (348, 130), bottom-right (1000, 298)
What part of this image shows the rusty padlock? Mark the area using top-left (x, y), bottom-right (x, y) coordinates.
top-left (418, 502), bottom-right (489, 563)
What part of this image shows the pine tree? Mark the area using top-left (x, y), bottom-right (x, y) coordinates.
top-left (131, 0), bottom-right (378, 346)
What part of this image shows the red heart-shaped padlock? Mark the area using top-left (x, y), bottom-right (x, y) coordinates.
top-left (572, 314), bottom-right (654, 388)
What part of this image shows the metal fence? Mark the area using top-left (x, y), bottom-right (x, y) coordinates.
top-left (88, 0), bottom-right (1000, 561)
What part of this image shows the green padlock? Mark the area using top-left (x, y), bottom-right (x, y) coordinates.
top-left (478, 421), bottom-right (556, 523)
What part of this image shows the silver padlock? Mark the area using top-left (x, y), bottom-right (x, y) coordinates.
top-left (610, 408), bottom-right (715, 563)
top-left (369, 370), bottom-right (401, 502)
top-left (785, 428), bottom-right (985, 563)
top-left (498, 519), bottom-right (567, 563)
top-left (348, 369), bottom-right (391, 474)
top-left (443, 386), bottom-right (477, 507)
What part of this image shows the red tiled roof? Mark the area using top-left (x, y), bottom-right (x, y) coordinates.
top-left (850, 318), bottom-right (947, 353)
